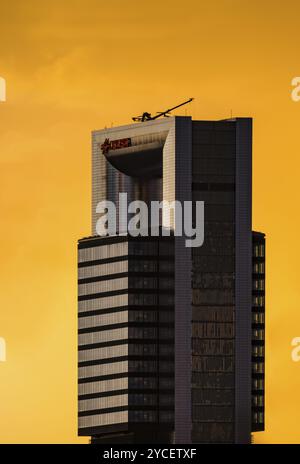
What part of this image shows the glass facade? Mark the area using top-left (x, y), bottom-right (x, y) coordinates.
top-left (252, 232), bottom-right (265, 432)
top-left (191, 121), bottom-right (236, 444)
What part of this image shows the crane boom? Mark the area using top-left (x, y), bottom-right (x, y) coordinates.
top-left (132, 98), bottom-right (194, 122)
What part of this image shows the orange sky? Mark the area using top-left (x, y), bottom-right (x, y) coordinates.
top-left (0, 0), bottom-right (300, 443)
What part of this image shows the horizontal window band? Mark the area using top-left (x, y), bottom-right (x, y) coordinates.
top-left (79, 356), bottom-right (129, 367)
top-left (192, 182), bottom-right (235, 191)
top-left (78, 288), bottom-right (174, 302)
top-left (79, 339), bottom-right (128, 351)
top-left (78, 405), bottom-right (128, 417)
top-left (78, 255), bottom-right (174, 269)
top-left (79, 305), bottom-right (174, 318)
top-left (78, 306), bottom-right (128, 318)
top-left (78, 354), bottom-right (173, 368)
top-left (79, 389), bottom-right (128, 400)
top-left (79, 405), bottom-right (174, 417)
top-left (192, 421), bottom-right (234, 425)
top-left (79, 372), bottom-right (128, 383)
top-left (78, 236), bottom-right (129, 249)
top-left (79, 338), bottom-right (174, 351)
top-left (191, 354), bottom-right (234, 358)
top-left (79, 388), bottom-right (174, 401)
top-left (78, 289), bottom-right (128, 301)
top-left (79, 371), bottom-right (174, 385)
top-left (192, 387), bottom-right (235, 391)
top-left (192, 402), bottom-right (234, 407)
top-left (78, 255), bottom-right (128, 268)
top-left (79, 271), bottom-right (174, 285)
top-left (191, 337), bottom-right (235, 341)
top-left (192, 304), bottom-right (235, 308)
top-left (78, 235), bottom-right (174, 250)
top-left (79, 322), bottom-right (128, 334)
top-left (78, 321), bottom-right (174, 334)
top-left (79, 272), bottom-right (128, 285)
top-left (191, 320), bottom-right (235, 324)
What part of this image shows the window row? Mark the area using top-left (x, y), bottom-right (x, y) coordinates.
top-left (78, 327), bottom-right (128, 347)
top-left (129, 377), bottom-right (174, 389)
top-left (252, 395), bottom-right (264, 407)
top-left (78, 259), bottom-right (128, 280)
top-left (253, 244), bottom-right (265, 258)
top-left (129, 277), bottom-right (174, 290)
top-left (129, 393), bottom-right (174, 406)
top-left (129, 294), bottom-right (174, 306)
top-left (253, 279), bottom-right (265, 291)
top-left (79, 242), bottom-right (128, 263)
top-left (79, 310), bottom-right (128, 331)
top-left (129, 360), bottom-right (174, 373)
top-left (129, 310), bottom-right (174, 323)
top-left (253, 329), bottom-right (264, 341)
top-left (192, 339), bottom-right (234, 356)
top-left (252, 345), bottom-right (264, 357)
top-left (79, 293), bottom-right (128, 313)
top-left (253, 262), bottom-right (265, 274)
top-left (79, 394), bottom-right (127, 413)
top-left (252, 362), bottom-right (264, 374)
top-left (253, 296), bottom-right (265, 308)
top-left (79, 377), bottom-right (128, 396)
top-left (129, 241), bottom-right (174, 256)
top-left (79, 361), bottom-right (128, 380)
top-left (192, 322), bottom-right (234, 339)
top-left (78, 344), bottom-right (128, 363)
top-left (253, 411), bottom-right (264, 424)
top-left (130, 260), bottom-right (173, 273)
top-left (129, 344), bottom-right (174, 356)
top-left (192, 405), bottom-right (233, 422)
top-left (78, 277), bottom-right (128, 297)
top-left (192, 356), bottom-right (234, 373)
top-left (129, 410), bottom-right (174, 423)
top-left (192, 388), bottom-right (234, 406)
top-left (79, 410), bottom-right (128, 429)
top-left (252, 378), bottom-right (264, 390)
top-left (252, 312), bottom-right (264, 324)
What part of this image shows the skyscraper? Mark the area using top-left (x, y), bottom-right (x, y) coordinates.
top-left (77, 116), bottom-right (265, 444)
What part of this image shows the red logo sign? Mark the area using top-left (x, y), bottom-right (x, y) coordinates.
top-left (100, 137), bottom-right (131, 154)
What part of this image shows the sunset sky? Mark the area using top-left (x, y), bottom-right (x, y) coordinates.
top-left (1, 0), bottom-right (300, 443)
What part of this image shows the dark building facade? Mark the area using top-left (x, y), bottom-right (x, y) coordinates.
top-left (251, 232), bottom-right (265, 432)
top-left (77, 116), bottom-right (266, 444)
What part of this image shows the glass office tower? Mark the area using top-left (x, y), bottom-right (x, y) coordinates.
top-left (77, 116), bottom-right (266, 444)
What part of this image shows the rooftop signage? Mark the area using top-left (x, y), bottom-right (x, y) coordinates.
top-left (100, 137), bottom-right (131, 155)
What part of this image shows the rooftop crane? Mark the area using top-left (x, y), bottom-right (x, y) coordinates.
top-left (132, 98), bottom-right (194, 122)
